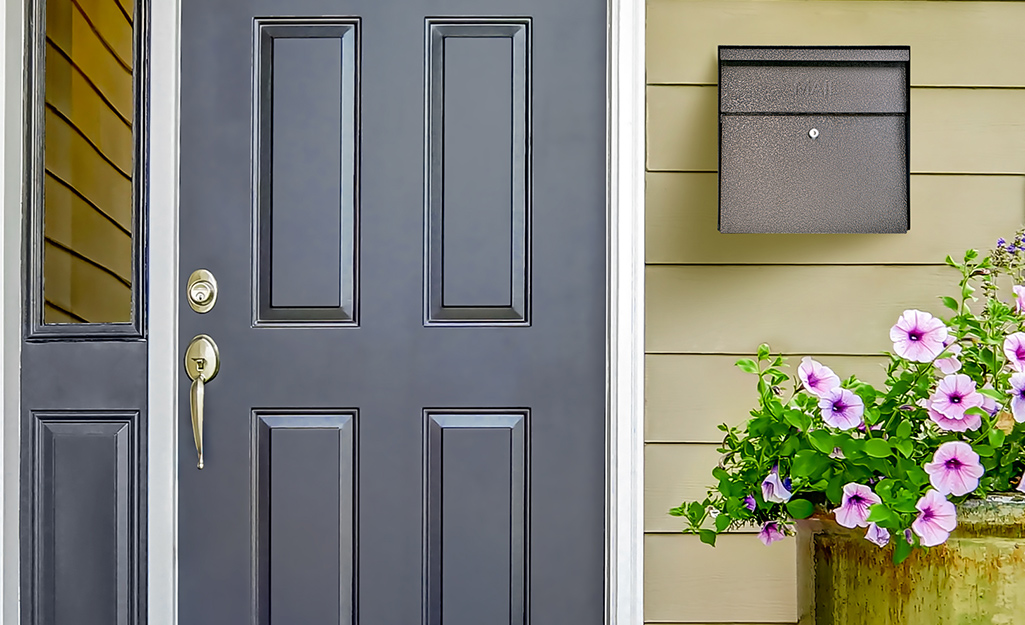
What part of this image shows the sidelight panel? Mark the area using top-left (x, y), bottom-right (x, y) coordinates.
top-left (32, 0), bottom-right (142, 332)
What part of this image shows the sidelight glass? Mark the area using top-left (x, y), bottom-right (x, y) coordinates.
top-left (41, 0), bottom-right (135, 324)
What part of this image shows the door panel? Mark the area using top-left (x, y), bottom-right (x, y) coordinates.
top-left (180, 1), bottom-right (606, 624)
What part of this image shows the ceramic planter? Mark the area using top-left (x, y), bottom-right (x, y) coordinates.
top-left (797, 494), bottom-right (1025, 625)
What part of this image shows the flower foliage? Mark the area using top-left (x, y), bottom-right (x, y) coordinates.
top-left (671, 239), bottom-right (1025, 564)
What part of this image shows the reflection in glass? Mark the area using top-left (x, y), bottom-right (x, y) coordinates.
top-left (42, 0), bottom-right (134, 324)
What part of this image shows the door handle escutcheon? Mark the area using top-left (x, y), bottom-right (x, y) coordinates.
top-left (185, 334), bottom-right (220, 469)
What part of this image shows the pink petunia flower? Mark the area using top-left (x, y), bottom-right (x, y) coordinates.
top-left (1014, 285), bottom-right (1025, 314)
top-left (889, 310), bottom-right (948, 363)
top-left (1017, 469), bottom-right (1025, 494)
top-left (1004, 333), bottom-right (1025, 372)
top-left (818, 387), bottom-right (865, 430)
top-left (865, 522), bottom-right (890, 547)
top-left (920, 397), bottom-right (982, 432)
top-left (797, 357), bottom-right (841, 399)
top-left (929, 374), bottom-right (984, 422)
top-left (833, 483), bottom-right (881, 529)
top-left (934, 343), bottom-right (962, 375)
top-left (758, 522), bottom-right (786, 546)
top-left (912, 490), bottom-right (957, 547)
top-left (923, 441), bottom-right (984, 497)
top-left (761, 465), bottom-right (792, 503)
top-left (1009, 372), bottom-right (1025, 423)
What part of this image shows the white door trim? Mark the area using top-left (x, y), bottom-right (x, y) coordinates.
top-left (0, 0), bottom-right (645, 621)
top-left (606, 0), bottom-right (645, 624)
top-left (148, 0), bottom-right (181, 622)
top-left (1, 0), bottom-right (26, 622)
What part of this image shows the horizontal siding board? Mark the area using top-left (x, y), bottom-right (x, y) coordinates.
top-left (44, 175), bottom-right (132, 281)
top-left (44, 243), bottom-right (131, 323)
top-left (647, 86), bottom-right (1025, 175)
top-left (45, 108), bottom-right (132, 230)
top-left (646, 264), bottom-right (957, 354)
top-left (46, 0), bottom-right (133, 120)
top-left (46, 41), bottom-right (133, 174)
top-left (645, 533), bottom-right (797, 623)
top-left (645, 354), bottom-right (888, 444)
top-left (75, 0), bottom-right (134, 68)
top-left (647, 0), bottom-right (1025, 87)
top-left (646, 443), bottom-right (731, 533)
top-left (646, 172), bottom-right (1025, 265)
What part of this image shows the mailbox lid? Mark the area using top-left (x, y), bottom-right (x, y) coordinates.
top-left (719, 114), bottom-right (909, 234)
top-left (720, 63), bottom-right (907, 114)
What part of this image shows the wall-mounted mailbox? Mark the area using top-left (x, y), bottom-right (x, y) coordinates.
top-left (718, 46), bottom-right (910, 234)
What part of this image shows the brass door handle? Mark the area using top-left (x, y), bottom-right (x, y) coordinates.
top-left (185, 334), bottom-right (220, 469)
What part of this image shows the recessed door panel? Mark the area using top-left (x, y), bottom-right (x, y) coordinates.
top-left (426, 21), bottom-right (529, 324)
top-left (254, 413), bottom-right (356, 625)
top-left (255, 20), bottom-right (359, 324)
top-left (425, 412), bottom-right (527, 625)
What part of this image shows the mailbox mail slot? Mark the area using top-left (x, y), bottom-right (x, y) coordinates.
top-left (718, 46), bottom-right (910, 234)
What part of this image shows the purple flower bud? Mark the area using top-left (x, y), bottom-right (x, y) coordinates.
top-left (743, 495), bottom-right (756, 512)
top-left (998, 238), bottom-right (1007, 247)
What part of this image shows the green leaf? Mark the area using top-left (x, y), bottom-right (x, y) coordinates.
top-left (735, 358), bottom-right (759, 374)
top-left (940, 296), bottom-right (959, 311)
top-left (964, 406), bottom-right (989, 418)
top-left (965, 248), bottom-right (979, 262)
top-left (826, 476), bottom-right (844, 505)
top-left (945, 254), bottom-right (958, 268)
top-left (893, 537), bottom-right (913, 565)
top-left (757, 344), bottom-right (770, 361)
top-left (907, 466), bottom-right (930, 486)
top-left (979, 388), bottom-right (1005, 401)
top-left (786, 499), bottom-right (815, 520)
top-left (840, 437), bottom-right (865, 459)
top-left (896, 421), bottom-right (913, 439)
top-left (783, 409), bottom-right (807, 431)
top-left (866, 503), bottom-right (895, 524)
top-left (989, 429), bottom-right (1007, 448)
top-left (894, 439), bottom-right (914, 458)
top-left (863, 439), bottom-right (893, 458)
top-left (714, 513), bottom-right (732, 533)
top-left (792, 450), bottom-right (829, 478)
top-left (668, 506), bottom-right (685, 517)
top-left (698, 529), bottom-right (717, 547)
top-left (974, 444), bottom-right (995, 457)
top-left (808, 430), bottom-right (835, 454)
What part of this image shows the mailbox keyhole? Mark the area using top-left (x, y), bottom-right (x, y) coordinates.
top-left (809, 128), bottom-right (820, 139)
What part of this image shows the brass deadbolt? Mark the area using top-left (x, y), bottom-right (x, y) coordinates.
top-left (187, 269), bottom-right (218, 313)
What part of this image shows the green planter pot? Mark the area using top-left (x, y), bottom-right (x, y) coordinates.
top-left (797, 494), bottom-right (1025, 625)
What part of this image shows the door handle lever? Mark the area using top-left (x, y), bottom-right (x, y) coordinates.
top-left (185, 335), bottom-right (220, 469)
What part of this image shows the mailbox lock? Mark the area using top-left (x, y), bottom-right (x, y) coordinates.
top-left (808, 128), bottom-right (820, 139)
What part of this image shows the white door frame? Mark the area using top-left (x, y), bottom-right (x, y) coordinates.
top-left (0, 0), bottom-right (645, 622)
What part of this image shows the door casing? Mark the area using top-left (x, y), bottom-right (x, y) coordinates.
top-left (0, 0), bottom-right (646, 622)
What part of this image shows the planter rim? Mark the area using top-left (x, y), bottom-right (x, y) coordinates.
top-left (799, 492), bottom-right (1025, 538)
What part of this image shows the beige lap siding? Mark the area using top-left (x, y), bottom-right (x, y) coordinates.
top-left (643, 0), bottom-right (1025, 623)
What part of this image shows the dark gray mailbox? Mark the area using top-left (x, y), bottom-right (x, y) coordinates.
top-left (718, 46), bottom-right (910, 234)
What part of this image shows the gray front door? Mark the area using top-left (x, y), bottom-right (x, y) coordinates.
top-left (179, 1), bottom-right (607, 623)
